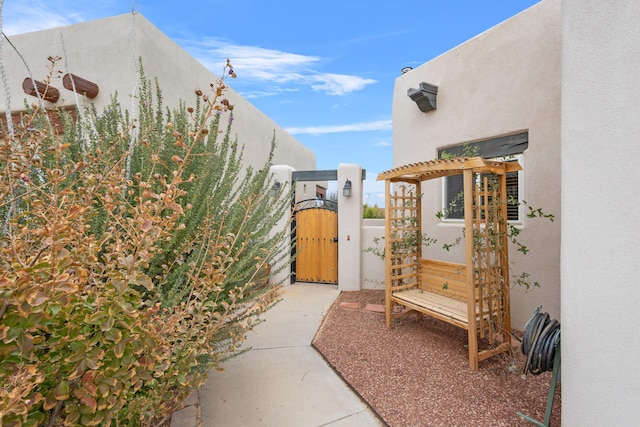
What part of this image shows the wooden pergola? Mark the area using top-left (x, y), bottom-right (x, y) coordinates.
top-left (377, 157), bottom-right (522, 370)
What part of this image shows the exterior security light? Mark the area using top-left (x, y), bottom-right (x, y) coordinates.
top-left (408, 82), bottom-right (438, 112)
top-left (343, 179), bottom-right (352, 197)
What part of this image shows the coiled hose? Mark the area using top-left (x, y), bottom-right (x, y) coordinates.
top-left (520, 309), bottom-right (561, 375)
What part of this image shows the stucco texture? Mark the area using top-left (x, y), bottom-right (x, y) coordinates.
top-left (391, 0), bottom-right (561, 330)
top-left (1, 14), bottom-right (315, 172)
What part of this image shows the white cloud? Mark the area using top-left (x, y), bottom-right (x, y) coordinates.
top-left (183, 38), bottom-right (376, 96)
top-left (241, 87), bottom-right (299, 99)
top-left (309, 73), bottom-right (376, 96)
top-left (3, 5), bottom-right (376, 97)
top-left (0, 1), bottom-right (120, 35)
top-left (189, 39), bottom-right (318, 81)
top-left (2, 3), bottom-right (79, 35)
top-left (374, 140), bottom-right (392, 147)
top-left (285, 119), bottom-right (391, 135)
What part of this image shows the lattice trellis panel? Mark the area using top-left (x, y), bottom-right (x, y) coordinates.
top-left (378, 157), bottom-right (518, 370)
top-left (472, 175), bottom-right (511, 343)
top-left (385, 183), bottom-right (421, 293)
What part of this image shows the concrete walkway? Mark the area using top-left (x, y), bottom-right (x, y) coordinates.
top-left (171, 282), bottom-right (383, 427)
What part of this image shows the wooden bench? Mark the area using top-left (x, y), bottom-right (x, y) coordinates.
top-left (389, 259), bottom-right (469, 328)
top-left (378, 157), bottom-right (518, 370)
top-left (386, 258), bottom-right (511, 369)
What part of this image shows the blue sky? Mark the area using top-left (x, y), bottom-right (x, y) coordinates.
top-left (2, 0), bottom-right (540, 206)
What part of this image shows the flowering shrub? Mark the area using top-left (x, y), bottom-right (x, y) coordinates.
top-left (0, 59), bottom-right (290, 426)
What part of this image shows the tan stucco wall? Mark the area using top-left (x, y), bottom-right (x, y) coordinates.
top-left (561, 0), bottom-right (640, 424)
top-left (391, 0), bottom-right (561, 329)
top-left (337, 163), bottom-right (363, 291)
top-left (361, 219), bottom-right (385, 290)
top-left (0, 13), bottom-right (315, 172)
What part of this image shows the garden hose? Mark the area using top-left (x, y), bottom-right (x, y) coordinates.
top-left (520, 308), bottom-right (561, 375)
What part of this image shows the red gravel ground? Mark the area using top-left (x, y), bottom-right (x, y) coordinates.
top-left (312, 290), bottom-right (561, 427)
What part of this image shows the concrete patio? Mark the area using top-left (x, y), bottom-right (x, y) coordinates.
top-left (170, 282), bottom-right (383, 427)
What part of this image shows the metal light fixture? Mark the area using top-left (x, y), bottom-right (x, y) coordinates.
top-left (343, 179), bottom-right (352, 197)
top-left (407, 82), bottom-right (438, 112)
top-left (270, 181), bottom-right (281, 197)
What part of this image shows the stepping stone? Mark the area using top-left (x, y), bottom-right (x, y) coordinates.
top-left (338, 302), bottom-right (360, 309)
top-left (365, 304), bottom-right (385, 313)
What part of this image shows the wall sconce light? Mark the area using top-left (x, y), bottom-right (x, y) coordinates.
top-left (401, 66), bottom-right (413, 74)
top-left (343, 179), bottom-right (352, 197)
top-left (407, 82), bottom-right (438, 112)
top-left (270, 181), bottom-right (281, 197)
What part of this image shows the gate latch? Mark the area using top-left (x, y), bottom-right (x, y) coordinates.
top-left (332, 236), bottom-right (338, 243)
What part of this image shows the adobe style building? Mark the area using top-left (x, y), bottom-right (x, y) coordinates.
top-left (0, 13), bottom-right (316, 174)
top-left (3, 3), bottom-right (639, 424)
top-left (392, 0), bottom-right (561, 331)
top-left (0, 13), bottom-right (329, 287)
top-left (391, 0), bottom-right (640, 424)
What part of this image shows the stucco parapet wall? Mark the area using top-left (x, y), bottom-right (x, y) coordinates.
top-left (390, 0), bottom-right (561, 331)
top-left (1, 13), bottom-right (316, 173)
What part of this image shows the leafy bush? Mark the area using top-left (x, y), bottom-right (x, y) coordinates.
top-left (0, 59), bottom-right (291, 426)
top-left (363, 203), bottom-right (384, 219)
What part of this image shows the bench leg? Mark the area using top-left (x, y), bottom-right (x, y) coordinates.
top-left (385, 287), bottom-right (392, 328)
top-left (468, 328), bottom-right (478, 370)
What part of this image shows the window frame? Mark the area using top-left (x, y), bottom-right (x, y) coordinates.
top-left (441, 154), bottom-right (524, 224)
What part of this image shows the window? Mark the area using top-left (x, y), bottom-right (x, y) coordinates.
top-left (441, 156), bottom-right (523, 222)
top-left (504, 165), bottom-right (522, 221)
top-left (438, 132), bottom-right (527, 223)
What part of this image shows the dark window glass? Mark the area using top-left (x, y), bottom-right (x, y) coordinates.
top-left (443, 168), bottom-right (520, 221)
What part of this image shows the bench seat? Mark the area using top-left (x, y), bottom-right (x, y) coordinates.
top-left (391, 288), bottom-right (470, 329)
top-left (390, 287), bottom-right (511, 363)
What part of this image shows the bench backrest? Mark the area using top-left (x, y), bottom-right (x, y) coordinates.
top-left (419, 259), bottom-right (468, 302)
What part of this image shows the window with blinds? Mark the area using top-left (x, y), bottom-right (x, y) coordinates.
top-left (442, 158), bottom-right (522, 222)
top-left (438, 132), bottom-right (527, 223)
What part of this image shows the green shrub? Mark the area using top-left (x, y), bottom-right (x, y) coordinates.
top-left (0, 59), bottom-right (291, 426)
top-left (363, 203), bottom-right (384, 219)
